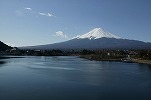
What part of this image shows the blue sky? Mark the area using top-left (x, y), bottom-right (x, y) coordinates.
top-left (0, 0), bottom-right (151, 46)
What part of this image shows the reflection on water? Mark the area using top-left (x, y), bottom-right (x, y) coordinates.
top-left (147, 65), bottom-right (151, 70)
top-left (138, 63), bottom-right (151, 71)
top-left (0, 56), bottom-right (151, 100)
top-left (144, 64), bottom-right (151, 70)
top-left (0, 61), bottom-right (5, 64)
top-left (0, 60), bottom-right (6, 67)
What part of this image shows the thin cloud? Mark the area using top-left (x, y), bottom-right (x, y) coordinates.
top-left (25, 7), bottom-right (32, 11)
top-left (54, 31), bottom-right (68, 38)
top-left (47, 13), bottom-right (53, 17)
top-left (39, 12), bottom-right (53, 17)
top-left (23, 7), bottom-right (54, 17)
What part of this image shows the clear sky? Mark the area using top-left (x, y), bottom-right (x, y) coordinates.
top-left (0, 0), bottom-right (151, 47)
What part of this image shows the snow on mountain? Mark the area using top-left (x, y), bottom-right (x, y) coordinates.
top-left (20, 28), bottom-right (151, 50)
top-left (75, 28), bottom-right (121, 39)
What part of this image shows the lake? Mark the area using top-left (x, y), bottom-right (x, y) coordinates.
top-left (0, 56), bottom-right (151, 100)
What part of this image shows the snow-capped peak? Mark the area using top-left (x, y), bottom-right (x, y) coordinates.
top-left (75, 28), bottom-right (121, 39)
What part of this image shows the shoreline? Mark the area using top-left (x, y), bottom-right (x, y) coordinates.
top-left (132, 59), bottom-right (151, 65)
top-left (1, 55), bottom-right (151, 65)
top-left (0, 56), bottom-right (23, 59)
top-left (79, 55), bottom-right (151, 65)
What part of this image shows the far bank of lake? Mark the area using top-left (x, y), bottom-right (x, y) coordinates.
top-left (80, 54), bottom-right (151, 65)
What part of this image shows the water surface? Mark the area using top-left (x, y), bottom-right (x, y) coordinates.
top-left (0, 56), bottom-right (151, 100)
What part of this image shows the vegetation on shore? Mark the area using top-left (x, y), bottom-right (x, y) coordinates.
top-left (79, 50), bottom-right (151, 65)
top-left (1, 47), bottom-right (151, 65)
top-left (0, 41), bottom-right (12, 51)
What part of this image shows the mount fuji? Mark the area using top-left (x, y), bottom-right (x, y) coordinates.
top-left (21, 28), bottom-right (151, 50)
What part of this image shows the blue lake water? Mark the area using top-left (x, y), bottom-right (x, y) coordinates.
top-left (0, 56), bottom-right (151, 100)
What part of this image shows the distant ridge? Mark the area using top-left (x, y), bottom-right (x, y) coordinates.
top-left (20, 28), bottom-right (151, 50)
top-left (0, 41), bottom-right (12, 51)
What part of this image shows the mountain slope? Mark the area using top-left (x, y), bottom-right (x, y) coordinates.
top-left (21, 28), bottom-right (151, 50)
top-left (22, 38), bottom-right (151, 50)
top-left (0, 41), bottom-right (12, 51)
